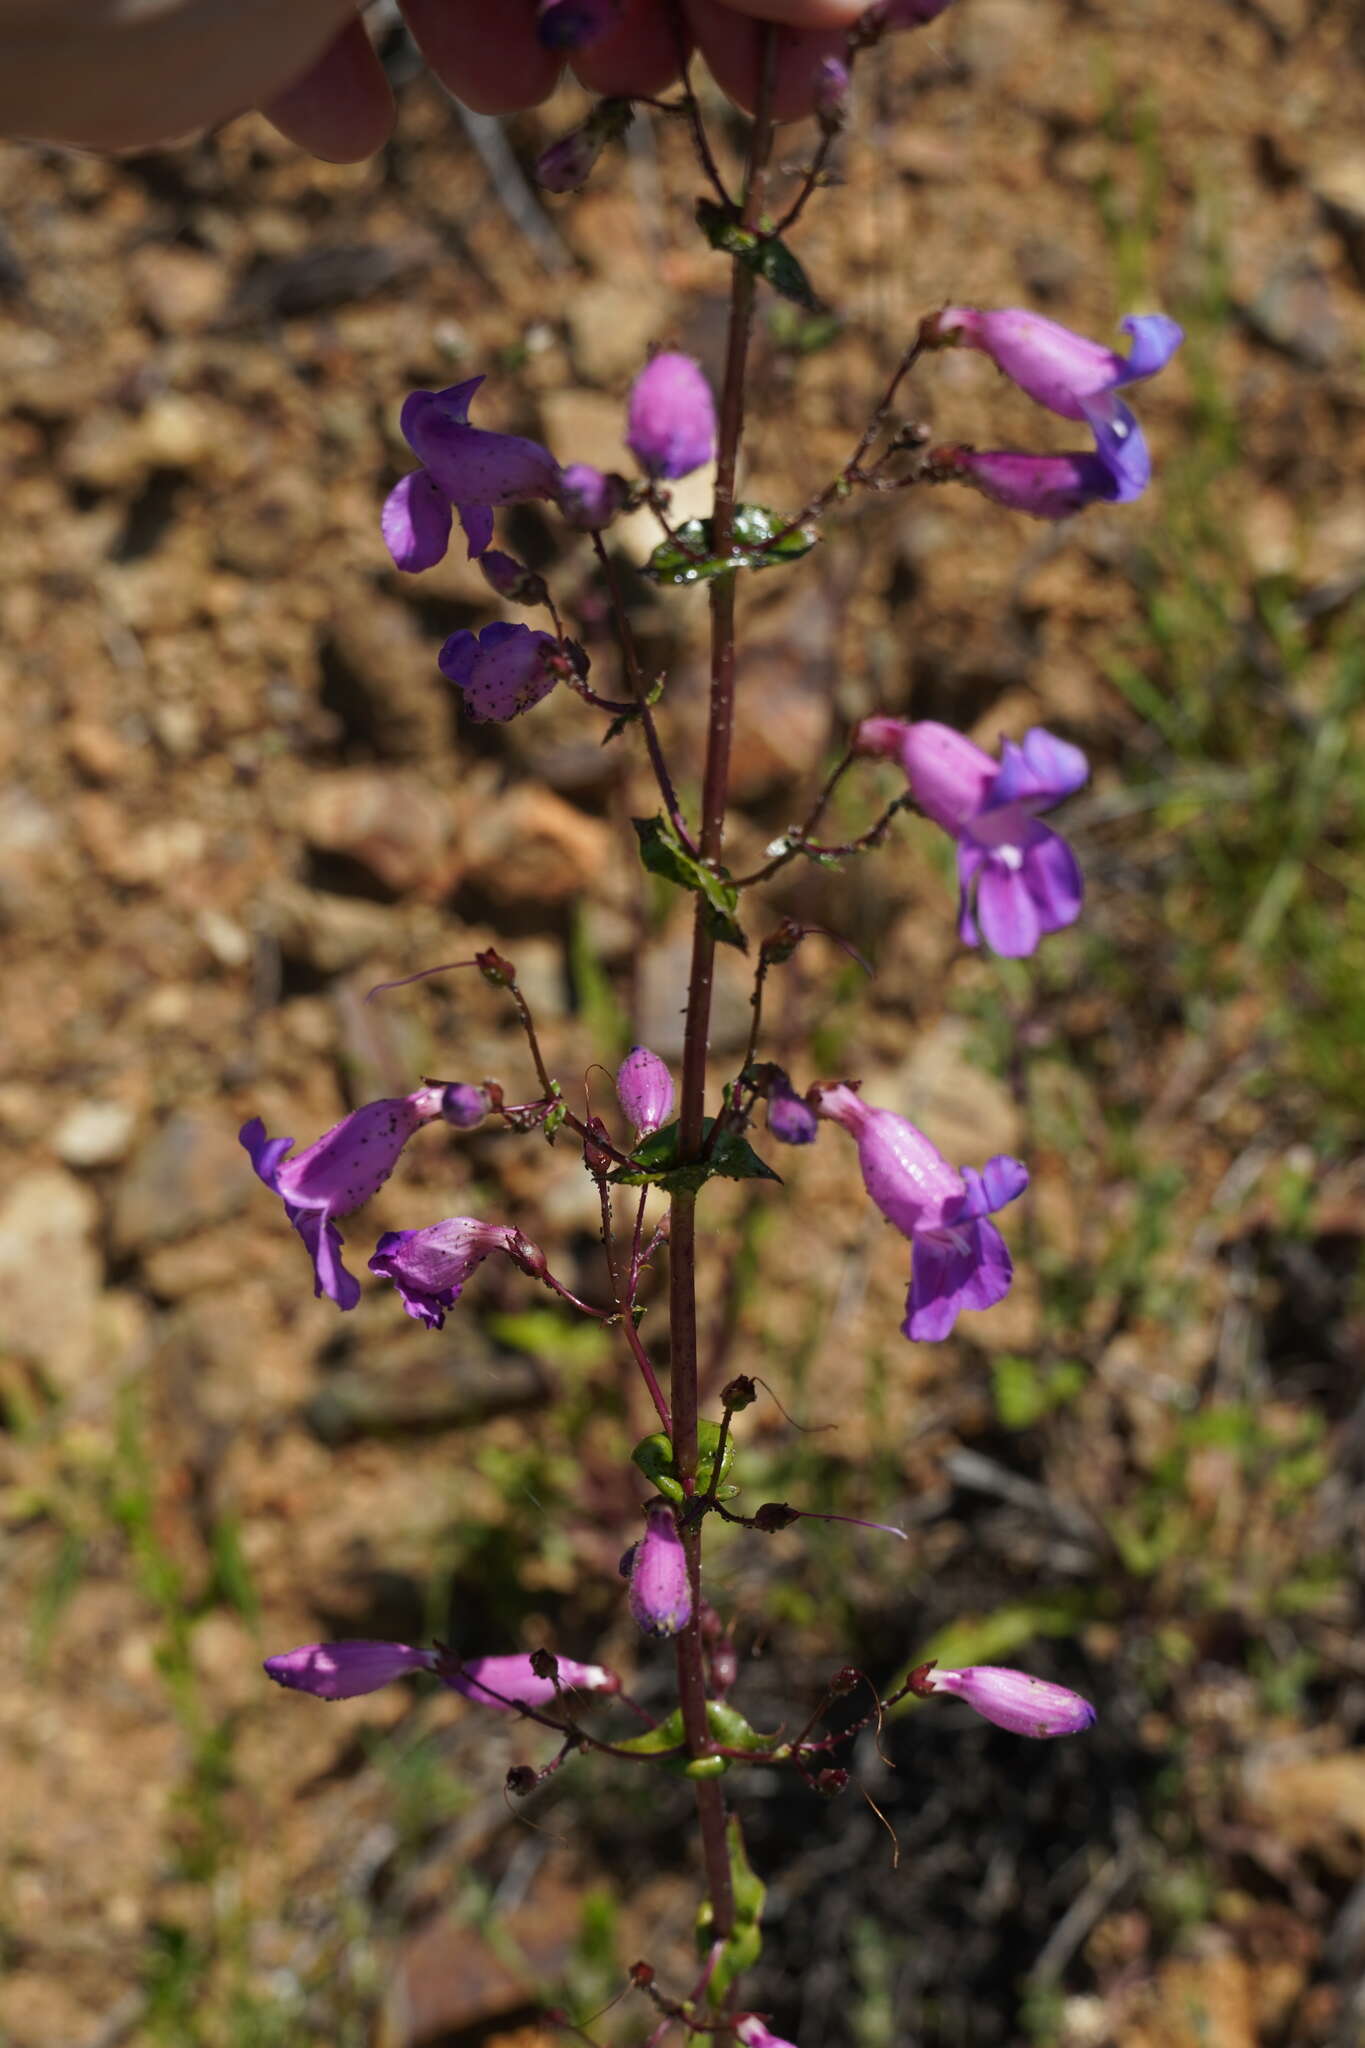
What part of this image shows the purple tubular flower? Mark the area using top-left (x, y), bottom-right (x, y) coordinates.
top-left (241, 1088), bottom-right (445, 1310)
top-left (924, 309), bottom-right (1181, 512)
top-left (479, 549), bottom-right (547, 606)
top-left (556, 462), bottom-right (629, 531)
top-left (265, 1641), bottom-right (437, 1700)
top-left (438, 621), bottom-right (560, 722)
top-left (738, 2022), bottom-right (800, 2048)
top-left (930, 444), bottom-right (1127, 518)
top-left (629, 1504), bottom-right (693, 1638)
top-left (856, 718), bottom-right (1088, 957)
top-left (368, 1217), bottom-right (523, 1329)
top-left (616, 1045), bottom-right (674, 1137)
top-left (925, 1664), bottom-right (1097, 1738)
top-left (815, 1085), bottom-right (1028, 1341)
top-left (381, 377), bottom-right (560, 572)
top-left (441, 1653), bottom-right (619, 1710)
top-left (626, 353), bottom-right (717, 481)
top-left (767, 1073), bottom-right (819, 1146)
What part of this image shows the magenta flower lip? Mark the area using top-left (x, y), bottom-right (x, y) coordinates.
top-left (265, 1640), bottom-right (618, 1710)
top-left (923, 1663), bottom-right (1097, 1738)
top-left (381, 377), bottom-right (559, 573)
top-left (368, 1216), bottom-right (522, 1330)
top-left (438, 621), bottom-right (560, 724)
top-left (815, 1084), bottom-right (1028, 1341)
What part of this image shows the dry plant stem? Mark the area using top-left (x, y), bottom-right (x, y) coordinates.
top-left (665, 24), bottom-right (780, 1983)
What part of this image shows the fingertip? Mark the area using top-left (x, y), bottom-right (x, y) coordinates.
top-left (262, 16), bottom-right (395, 161)
top-left (401, 0), bottom-right (564, 112)
top-left (714, 0), bottom-right (866, 23)
top-left (686, 0), bottom-right (847, 120)
top-left (570, 0), bottom-right (686, 97)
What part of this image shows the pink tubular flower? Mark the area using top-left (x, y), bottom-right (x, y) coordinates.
top-left (626, 353), bottom-right (717, 480)
top-left (438, 620), bottom-right (560, 723)
top-left (856, 717), bottom-right (1089, 957)
top-left (923, 308), bottom-right (1182, 511)
top-left (240, 1088), bottom-right (445, 1310)
top-left (816, 1084), bottom-right (1028, 1341)
top-left (616, 1045), bottom-right (674, 1138)
top-left (922, 1664), bottom-right (1096, 1738)
top-left (737, 2021), bottom-right (800, 2048)
top-left (368, 1217), bottom-right (531, 1329)
top-left (265, 1640), bottom-right (617, 1708)
top-left (628, 1504), bottom-right (693, 1638)
top-left (382, 377), bottom-right (560, 571)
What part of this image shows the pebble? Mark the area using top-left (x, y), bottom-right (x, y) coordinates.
top-left (53, 1100), bottom-right (138, 1169)
top-left (110, 1111), bottom-right (253, 1256)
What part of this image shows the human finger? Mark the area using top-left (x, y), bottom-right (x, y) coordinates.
top-left (685, 0), bottom-right (847, 119)
top-left (399, 0), bottom-right (563, 114)
top-left (261, 15), bottom-right (396, 161)
top-left (569, 0), bottom-right (685, 100)
top-left (704, 0), bottom-right (864, 26)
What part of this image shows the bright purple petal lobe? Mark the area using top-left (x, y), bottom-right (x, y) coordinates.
top-left (457, 501), bottom-right (495, 559)
top-left (905, 1217), bottom-right (1013, 1340)
top-left (955, 1155), bottom-right (1029, 1220)
top-left (382, 469), bottom-right (453, 572)
top-left (627, 353), bottom-right (717, 480)
top-left (1117, 313), bottom-right (1184, 384)
top-left (438, 621), bottom-right (559, 723)
top-left (369, 1218), bottom-right (519, 1329)
top-left (1083, 398), bottom-right (1151, 502)
top-left (265, 1640), bottom-right (436, 1700)
top-left (927, 1664), bottom-right (1097, 1738)
top-left (616, 1045), bottom-right (674, 1137)
top-left (442, 1653), bottom-right (618, 1711)
top-left (629, 1505), bottom-right (692, 1638)
top-left (989, 728), bottom-right (1090, 809)
top-left (406, 415), bottom-right (560, 510)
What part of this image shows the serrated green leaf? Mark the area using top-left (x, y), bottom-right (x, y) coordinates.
top-left (632, 815), bottom-right (746, 950)
top-left (643, 504), bottom-right (819, 589)
top-left (610, 1118), bottom-right (781, 1196)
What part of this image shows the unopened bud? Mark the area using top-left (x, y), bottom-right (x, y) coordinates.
top-left (814, 55), bottom-right (850, 135)
top-left (629, 1961), bottom-right (656, 1989)
top-left (616, 1044), bottom-right (675, 1138)
top-left (829, 1666), bottom-right (862, 1696)
top-left (529, 1647), bottom-right (559, 1682)
top-left (721, 1374), bottom-right (758, 1411)
top-left (707, 1637), bottom-right (739, 1698)
top-left (476, 946), bottom-right (517, 988)
top-left (556, 462), bottom-right (631, 530)
top-left (506, 1764), bottom-right (538, 1796)
top-left (628, 1504), bottom-right (692, 1638)
top-left (766, 1071), bottom-right (819, 1147)
top-left (753, 1501), bottom-right (801, 1533)
top-left (479, 549), bottom-right (548, 607)
top-left (441, 1082), bottom-right (492, 1129)
top-left (506, 1229), bottom-right (549, 1281)
top-left (815, 1767), bottom-right (850, 1796)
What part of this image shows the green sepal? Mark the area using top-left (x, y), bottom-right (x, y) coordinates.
top-left (631, 1418), bottom-right (738, 1503)
top-left (632, 815), bottom-right (746, 951)
top-left (695, 1815), bottom-right (767, 2001)
top-left (705, 1700), bottom-right (779, 1755)
top-left (695, 199), bottom-right (823, 312)
top-left (610, 1116), bottom-right (781, 1197)
top-left (683, 1753), bottom-right (730, 1779)
top-left (643, 503), bottom-right (819, 589)
top-left (614, 1708), bottom-right (686, 1757)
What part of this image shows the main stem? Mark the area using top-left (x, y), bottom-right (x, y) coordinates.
top-left (667, 28), bottom-right (780, 1972)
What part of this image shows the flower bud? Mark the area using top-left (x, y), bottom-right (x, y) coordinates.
top-left (628, 1504), bottom-right (692, 1638)
top-left (479, 549), bottom-right (548, 607)
top-left (766, 1071), bottom-right (819, 1146)
top-left (924, 1663), bottom-right (1096, 1738)
top-left (441, 1082), bottom-right (492, 1129)
top-left (556, 462), bottom-right (630, 530)
top-left (627, 352), bottom-right (717, 481)
top-left (441, 1651), bottom-right (618, 1710)
top-left (264, 1640), bottom-right (436, 1700)
top-left (505, 1764), bottom-right (538, 1796)
top-left (814, 56), bottom-right (850, 135)
top-left (616, 1045), bottom-right (675, 1137)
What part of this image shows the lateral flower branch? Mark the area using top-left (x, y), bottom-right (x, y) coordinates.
top-left (243, 6), bottom-right (1183, 2038)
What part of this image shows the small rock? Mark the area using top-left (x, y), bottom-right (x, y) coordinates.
top-left (129, 245), bottom-right (227, 332)
top-left (459, 786), bottom-right (615, 909)
top-left (111, 1111), bottom-right (253, 1256)
top-left (567, 281), bottom-right (674, 388)
top-left (302, 770), bottom-right (456, 899)
top-left (307, 1344), bottom-right (552, 1444)
top-left (637, 934), bottom-right (752, 1057)
top-left (264, 881), bottom-right (397, 976)
top-left (0, 1168), bottom-right (103, 1392)
top-left (53, 1100), bottom-right (138, 1169)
